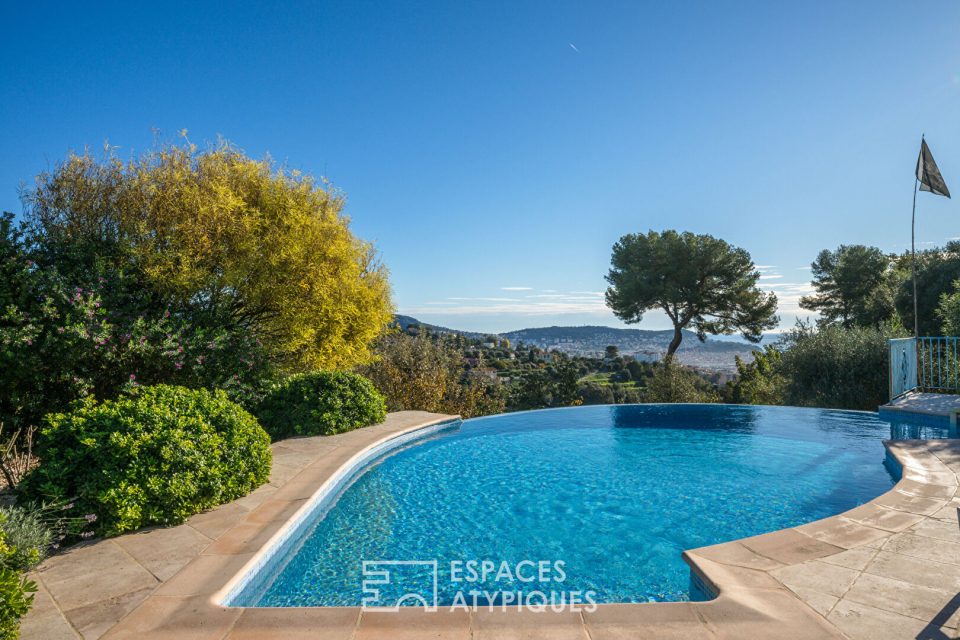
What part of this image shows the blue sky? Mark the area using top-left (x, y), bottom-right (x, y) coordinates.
top-left (3, 1), bottom-right (960, 334)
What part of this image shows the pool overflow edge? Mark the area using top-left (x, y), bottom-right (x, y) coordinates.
top-left (216, 416), bottom-right (463, 607)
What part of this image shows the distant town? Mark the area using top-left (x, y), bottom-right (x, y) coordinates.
top-left (395, 316), bottom-right (759, 375)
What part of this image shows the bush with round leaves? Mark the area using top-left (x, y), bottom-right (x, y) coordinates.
top-left (20, 385), bottom-right (272, 537)
top-left (257, 371), bottom-right (386, 441)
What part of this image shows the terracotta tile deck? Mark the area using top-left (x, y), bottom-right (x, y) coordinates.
top-left (20, 411), bottom-right (960, 640)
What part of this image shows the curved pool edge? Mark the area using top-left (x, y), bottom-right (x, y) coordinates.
top-left (681, 438), bottom-right (959, 638)
top-left (216, 413), bottom-right (462, 607)
top-left (53, 410), bottom-right (958, 640)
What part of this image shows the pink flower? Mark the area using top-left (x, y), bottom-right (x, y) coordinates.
top-left (84, 514), bottom-right (97, 522)
top-left (81, 531), bottom-right (94, 539)
top-left (175, 362), bottom-right (183, 370)
top-left (129, 374), bottom-right (136, 381)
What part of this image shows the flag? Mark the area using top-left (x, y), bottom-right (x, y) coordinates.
top-left (916, 138), bottom-right (950, 198)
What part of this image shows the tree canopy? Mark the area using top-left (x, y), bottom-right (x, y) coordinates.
top-left (893, 242), bottom-right (960, 335)
top-left (24, 141), bottom-right (392, 372)
top-left (605, 230), bottom-right (778, 356)
top-left (799, 245), bottom-right (893, 327)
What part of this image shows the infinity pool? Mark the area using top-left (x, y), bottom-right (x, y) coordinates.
top-left (230, 404), bottom-right (948, 607)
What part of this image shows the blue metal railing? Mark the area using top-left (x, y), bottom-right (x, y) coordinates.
top-left (917, 337), bottom-right (960, 392)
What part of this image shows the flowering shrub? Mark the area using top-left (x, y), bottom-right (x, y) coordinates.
top-left (20, 385), bottom-right (272, 537)
top-left (256, 371), bottom-right (386, 441)
top-left (0, 213), bottom-right (274, 438)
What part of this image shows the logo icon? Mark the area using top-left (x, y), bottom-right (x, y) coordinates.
top-left (361, 560), bottom-right (438, 611)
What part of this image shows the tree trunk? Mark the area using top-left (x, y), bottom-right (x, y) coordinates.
top-left (666, 325), bottom-right (683, 359)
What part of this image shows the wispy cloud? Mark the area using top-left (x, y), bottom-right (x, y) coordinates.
top-left (525, 294), bottom-right (604, 301)
top-left (400, 300), bottom-right (610, 316)
top-left (401, 290), bottom-right (610, 317)
top-left (569, 43), bottom-right (580, 53)
top-left (403, 282), bottom-right (817, 326)
top-left (758, 274), bottom-right (784, 280)
top-left (757, 280), bottom-right (816, 314)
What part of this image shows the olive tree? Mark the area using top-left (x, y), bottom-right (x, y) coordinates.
top-left (605, 230), bottom-right (777, 357)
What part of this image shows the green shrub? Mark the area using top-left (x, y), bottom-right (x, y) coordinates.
top-left (0, 502), bottom-right (93, 573)
top-left (642, 361), bottom-right (720, 404)
top-left (20, 385), bottom-right (272, 537)
top-left (360, 332), bottom-right (505, 417)
top-left (724, 345), bottom-right (786, 406)
top-left (257, 371), bottom-right (386, 440)
top-left (778, 323), bottom-right (898, 410)
top-left (0, 506), bottom-right (53, 572)
top-left (0, 513), bottom-right (36, 640)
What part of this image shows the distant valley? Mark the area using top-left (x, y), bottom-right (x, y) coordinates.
top-left (394, 316), bottom-right (766, 373)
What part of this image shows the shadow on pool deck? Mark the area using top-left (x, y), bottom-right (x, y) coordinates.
top-left (20, 411), bottom-right (960, 640)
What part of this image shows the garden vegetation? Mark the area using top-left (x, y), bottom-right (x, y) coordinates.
top-left (361, 331), bottom-right (507, 417)
top-left (257, 372), bottom-right (387, 440)
top-left (21, 385), bottom-right (272, 537)
top-left (723, 239), bottom-right (960, 409)
top-left (0, 140), bottom-right (396, 633)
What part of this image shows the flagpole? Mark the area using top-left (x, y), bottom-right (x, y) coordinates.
top-left (911, 174), bottom-right (919, 338)
top-left (912, 134), bottom-right (951, 338)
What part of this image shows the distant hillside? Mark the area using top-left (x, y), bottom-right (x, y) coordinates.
top-left (392, 315), bottom-right (490, 339)
top-left (393, 316), bottom-right (760, 373)
top-left (500, 325), bottom-right (757, 371)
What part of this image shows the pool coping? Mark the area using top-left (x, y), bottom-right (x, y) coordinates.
top-left (215, 416), bottom-right (461, 607)
top-left (22, 409), bottom-right (960, 639)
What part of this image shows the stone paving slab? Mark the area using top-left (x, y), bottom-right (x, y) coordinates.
top-left (883, 391), bottom-right (960, 420)
top-left (19, 412), bottom-right (960, 640)
top-left (697, 438), bottom-right (960, 640)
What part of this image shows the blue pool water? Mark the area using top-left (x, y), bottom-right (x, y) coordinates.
top-left (237, 404), bottom-right (949, 607)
